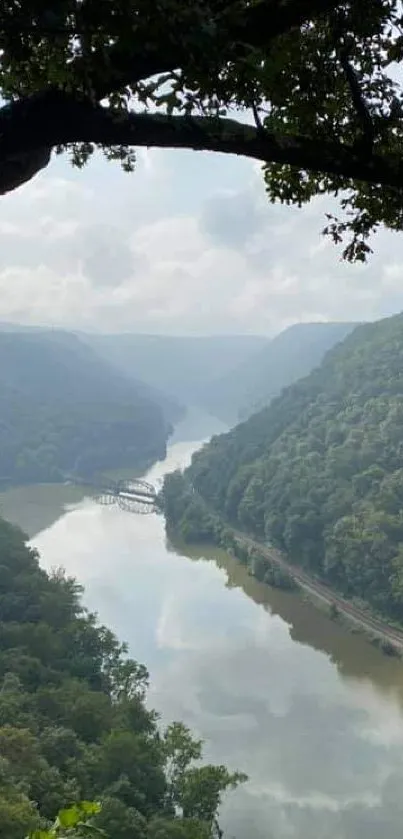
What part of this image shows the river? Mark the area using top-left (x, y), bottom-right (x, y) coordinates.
top-left (2, 413), bottom-right (403, 839)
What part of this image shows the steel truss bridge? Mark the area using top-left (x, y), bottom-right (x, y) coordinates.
top-left (71, 475), bottom-right (159, 514)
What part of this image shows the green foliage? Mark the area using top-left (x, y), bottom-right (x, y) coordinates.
top-left (0, 329), bottom-right (172, 485)
top-left (247, 549), bottom-right (297, 591)
top-left (164, 722), bottom-right (203, 812)
top-left (0, 778), bottom-right (40, 839)
top-left (178, 765), bottom-right (247, 829)
top-left (169, 312), bottom-right (403, 623)
top-left (146, 817), bottom-right (210, 839)
top-left (162, 476), bottom-right (296, 591)
top-left (0, 516), bottom-right (245, 838)
top-left (329, 603), bottom-right (339, 620)
top-left (28, 801), bottom-right (103, 839)
top-left (92, 796), bottom-right (145, 839)
top-left (1, 2), bottom-right (403, 255)
top-left (161, 473), bottom-right (222, 545)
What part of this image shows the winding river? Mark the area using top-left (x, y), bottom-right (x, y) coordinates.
top-left (2, 412), bottom-right (403, 839)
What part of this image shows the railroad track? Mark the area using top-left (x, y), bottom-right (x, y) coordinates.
top-left (187, 483), bottom-right (403, 649)
top-left (234, 530), bottom-right (403, 649)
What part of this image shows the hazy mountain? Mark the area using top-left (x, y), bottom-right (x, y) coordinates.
top-left (0, 323), bottom-right (183, 426)
top-left (84, 333), bottom-right (267, 408)
top-left (0, 330), bottom-right (177, 484)
top-left (203, 321), bottom-right (358, 422)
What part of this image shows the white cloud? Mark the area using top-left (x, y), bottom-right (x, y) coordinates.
top-left (0, 149), bottom-right (402, 334)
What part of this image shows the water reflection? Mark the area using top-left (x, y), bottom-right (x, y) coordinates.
top-left (152, 543), bottom-right (403, 839)
top-left (29, 499), bottom-right (403, 839)
top-left (2, 427), bottom-right (403, 838)
top-left (0, 409), bottom-right (226, 538)
top-left (0, 483), bottom-right (87, 538)
top-left (179, 542), bottom-right (403, 702)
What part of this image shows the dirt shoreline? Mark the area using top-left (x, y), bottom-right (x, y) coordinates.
top-left (232, 529), bottom-right (403, 653)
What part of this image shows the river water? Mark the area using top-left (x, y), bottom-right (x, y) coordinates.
top-left (2, 413), bottom-right (403, 839)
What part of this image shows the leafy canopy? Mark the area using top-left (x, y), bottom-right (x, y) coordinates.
top-left (165, 312), bottom-right (403, 625)
top-left (27, 801), bottom-right (103, 839)
top-left (1, 0), bottom-right (403, 258)
top-left (0, 514), bottom-right (246, 839)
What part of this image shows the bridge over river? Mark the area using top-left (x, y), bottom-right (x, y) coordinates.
top-left (68, 475), bottom-right (159, 514)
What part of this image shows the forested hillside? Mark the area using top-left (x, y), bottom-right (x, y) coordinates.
top-left (0, 325), bottom-right (183, 425)
top-left (0, 516), bottom-right (242, 838)
top-left (0, 331), bottom-right (177, 485)
top-left (84, 333), bottom-right (266, 409)
top-left (166, 313), bottom-right (403, 623)
top-left (203, 322), bottom-right (357, 423)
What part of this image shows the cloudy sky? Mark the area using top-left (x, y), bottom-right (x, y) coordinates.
top-left (1, 146), bottom-right (403, 336)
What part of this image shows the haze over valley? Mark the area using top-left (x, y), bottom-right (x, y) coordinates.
top-left (6, 2), bottom-right (403, 835)
top-left (4, 311), bottom-right (403, 839)
top-left (0, 319), bottom-right (361, 488)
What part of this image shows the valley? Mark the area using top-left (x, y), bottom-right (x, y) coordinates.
top-left (163, 313), bottom-right (403, 631)
top-left (3, 6), bottom-right (403, 836)
top-left (3, 316), bottom-right (403, 839)
top-left (3, 418), bottom-right (403, 839)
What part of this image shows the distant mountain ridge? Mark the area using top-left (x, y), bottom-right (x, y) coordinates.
top-left (0, 322), bottom-right (360, 430)
top-left (0, 329), bottom-right (177, 484)
top-left (202, 321), bottom-right (359, 422)
top-left (83, 332), bottom-right (267, 409)
top-left (0, 323), bottom-right (183, 426)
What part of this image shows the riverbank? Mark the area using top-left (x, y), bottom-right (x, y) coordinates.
top-left (5, 427), bottom-right (403, 838)
top-left (161, 472), bottom-right (403, 655)
top-left (231, 529), bottom-right (403, 655)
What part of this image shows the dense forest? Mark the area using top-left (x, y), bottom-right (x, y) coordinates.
top-left (0, 515), bottom-right (244, 838)
top-left (0, 330), bottom-right (181, 485)
top-left (203, 322), bottom-right (357, 423)
top-left (163, 313), bottom-right (403, 624)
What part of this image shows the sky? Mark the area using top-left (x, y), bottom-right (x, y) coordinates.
top-left (1, 145), bottom-right (403, 336)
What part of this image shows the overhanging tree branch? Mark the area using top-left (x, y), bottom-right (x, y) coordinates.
top-left (98, 0), bottom-right (339, 92)
top-left (339, 50), bottom-right (374, 139)
top-left (22, 0), bottom-right (338, 98)
top-left (236, 0), bottom-right (339, 48)
top-left (0, 0), bottom-right (395, 217)
top-left (1, 90), bottom-right (403, 196)
top-left (0, 0), bottom-right (340, 195)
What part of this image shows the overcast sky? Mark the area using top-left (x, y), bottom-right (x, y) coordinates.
top-left (1, 146), bottom-right (403, 336)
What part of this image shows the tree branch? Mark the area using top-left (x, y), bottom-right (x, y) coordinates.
top-left (87, 0), bottom-right (340, 96)
top-left (236, 0), bottom-right (338, 49)
top-left (339, 49), bottom-right (375, 153)
top-left (0, 0), bottom-right (339, 99)
top-left (1, 91), bottom-right (402, 196)
top-left (0, 0), bottom-right (342, 193)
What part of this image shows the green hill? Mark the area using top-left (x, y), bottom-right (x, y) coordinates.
top-left (166, 313), bottom-right (403, 623)
top-left (0, 330), bottom-right (179, 484)
top-left (0, 516), bottom-right (242, 838)
top-left (202, 322), bottom-right (357, 423)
